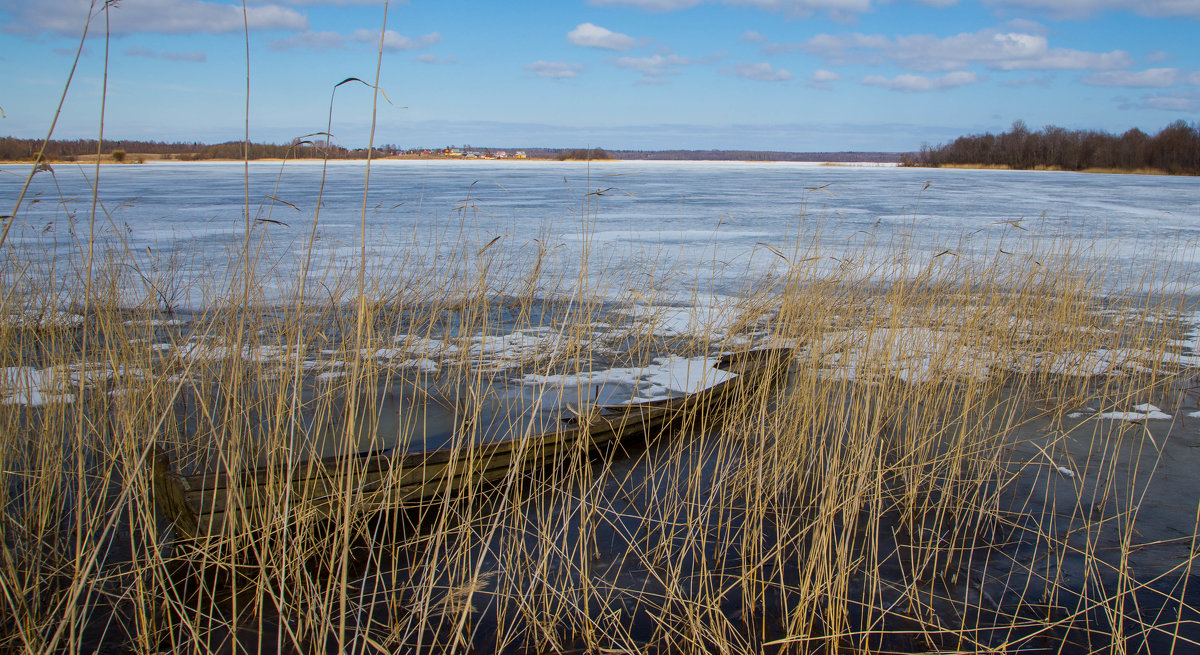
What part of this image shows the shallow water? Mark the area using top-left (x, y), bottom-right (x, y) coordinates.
top-left (4, 160), bottom-right (1199, 307)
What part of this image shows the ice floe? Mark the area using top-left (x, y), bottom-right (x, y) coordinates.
top-left (807, 314), bottom-right (1200, 383)
top-left (3, 310), bottom-right (84, 330)
top-left (620, 297), bottom-right (747, 338)
top-left (522, 355), bottom-right (737, 405)
top-left (1038, 350), bottom-right (1126, 377)
top-left (0, 363), bottom-right (152, 406)
top-left (389, 327), bottom-right (620, 372)
top-left (814, 327), bottom-right (1003, 383)
top-left (1, 367), bottom-right (74, 406)
top-left (122, 318), bottom-right (187, 327)
top-left (1096, 403), bottom-right (1172, 421)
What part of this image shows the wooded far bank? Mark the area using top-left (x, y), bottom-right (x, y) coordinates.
top-left (11, 120), bottom-right (1196, 173)
top-left (904, 119), bottom-right (1200, 175)
top-left (0, 137), bottom-right (901, 164)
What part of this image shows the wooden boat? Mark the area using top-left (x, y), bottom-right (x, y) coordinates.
top-left (152, 347), bottom-right (793, 542)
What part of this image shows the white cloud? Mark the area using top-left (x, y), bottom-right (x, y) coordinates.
top-left (991, 48), bottom-right (1131, 71)
top-left (1083, 68), bottom-right (1180, 87)
top-left (414, 54), bottom-right (457, 65)
top-left (271, 29), bottom-right (440, 52)
top-left (1138, 93), bottom-right (1199, 112)
top-left (1188, 72), bottom-right (1200, 85)
top-left (999, 18), bottom-right (1049, 35)
top-left (909, 32), bottom-right (1046, 70)
top-left (983, 0), bottom-right (1200, 18)
top-left (278, 0), bottom-right (386, 4)
top-left (740, 30), bottom-right (768, 43)
top-left (4, 0), bottom-right (308, 36)
top-left (733, 62), bottom-right (792, 81)
top-left (862, 71), bottom-right (979, 92)
top-left (1001, 74), bottom-right (1054, 87)
top-left (613, 53), bottom-right (696, 81)
top-left (589, 0), bottom-right (705, 9)
top-left (567, 23), bottom-right (638, 51)
top-left (525, 60), bottom-right (582, 79)
top-left (123, 45), bottom-right (207, 62)
top-left (352, 29), bottom-right (442, 52)
top-left (610, 50), bottom-right (723, 83)
top-left (728, 0), bottom-right (872, 15)
top-left (793, 28), bottom-right (1130, 73)
top-left (589, 0), bottom-right (871, 16)
top-left (808, 68), bottom-right (841, 89)
top-left (270, 30), bottom-right (346, 51)
top-left (765, 33), bottom-right (878, 57)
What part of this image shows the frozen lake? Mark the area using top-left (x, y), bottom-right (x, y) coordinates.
top-left (4, 160), bottom-right (1200, 307)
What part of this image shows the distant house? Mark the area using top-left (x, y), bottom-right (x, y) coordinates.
top-left (514, 151), bottom-right (527, 159)
top-left (443, 147), bottom-right (462, 156)
top-left (495, 151), bottom-right (508, 159)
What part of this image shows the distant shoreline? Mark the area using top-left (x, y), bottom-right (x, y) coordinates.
top-left (5, 158), bottom-right (1175, 174)
top-left (905, 120), bottom-right (1198, 177)
top-left (905, 162), bottom-right (1182, 176)
top-left (0, 138), bottom-right (906, 165)
top-left (1, 155), bottom-right (905, 166)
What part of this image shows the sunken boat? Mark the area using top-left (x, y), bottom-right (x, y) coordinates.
top-left (152, 347), bottom-right (793, 543)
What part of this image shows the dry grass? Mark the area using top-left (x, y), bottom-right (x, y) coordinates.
top-left (1, 5), bottom-right (1197, 653)
top-left (1, 217), bottom-right (1198, 654)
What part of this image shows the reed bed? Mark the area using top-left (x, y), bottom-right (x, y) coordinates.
top-left (2, 201), bottom-right (1198, 655)
top-left (4, 4), bottom-right (1196, 650)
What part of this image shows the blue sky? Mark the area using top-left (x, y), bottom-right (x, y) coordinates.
top-left (1, 0), bottom-right (1198, 151)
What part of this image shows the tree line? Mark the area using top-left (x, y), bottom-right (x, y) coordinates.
top-left (2, 138), bottom-right (914, 163)
top-left (555, 148), bottom-right (612, 161)
top-left (0, 137), bottom-right (402, 161)
top-left (608, 149), bottom-right (902, 162)
top-left (904, 120), bottom-right (1200, 175)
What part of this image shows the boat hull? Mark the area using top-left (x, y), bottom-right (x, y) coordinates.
top-left (152, 347), bottom-right (792, 542)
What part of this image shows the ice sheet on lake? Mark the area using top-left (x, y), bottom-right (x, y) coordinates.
top-left (562, 228), bottom-right (769, 244)
top-left (10, 161), bottom-right (1199, 309)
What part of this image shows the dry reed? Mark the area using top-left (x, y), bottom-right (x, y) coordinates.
top-left (1, 4), bottom-right (1197, 653)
